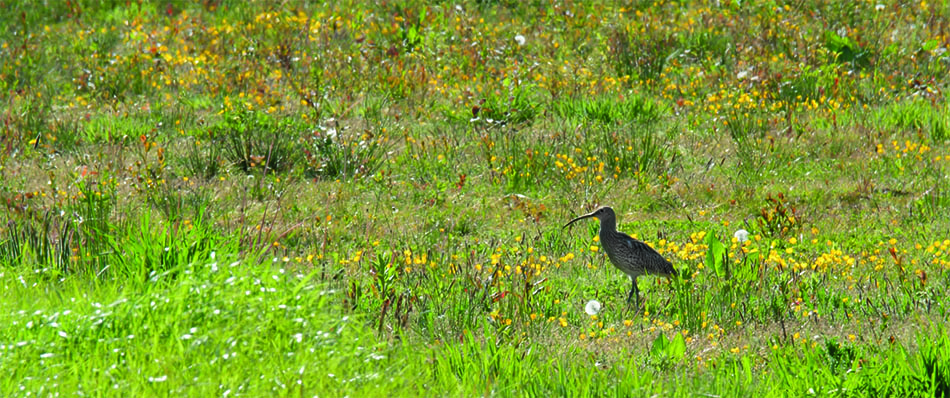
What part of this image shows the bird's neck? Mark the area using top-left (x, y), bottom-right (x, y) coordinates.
top-left (598, 218), bottom-right (616, 236)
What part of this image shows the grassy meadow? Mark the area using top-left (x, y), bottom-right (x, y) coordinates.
top-left (3, 0), bottom-right (950, 396)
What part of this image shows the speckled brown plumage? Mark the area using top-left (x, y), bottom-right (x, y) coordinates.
top-left (564, 206), bottom-right (676, 306)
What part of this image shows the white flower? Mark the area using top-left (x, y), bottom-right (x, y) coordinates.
top-left (584, 300), bottom-right (602, 315)
top-left (514, 34), bottom-right (526, 46)
top-left (875, 4), bottom-right (885, 11)
top-left (734, 229), bottom-right (749, 243)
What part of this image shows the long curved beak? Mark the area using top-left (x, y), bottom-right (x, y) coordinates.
top-left (563, 212), bottom-right (596, 229)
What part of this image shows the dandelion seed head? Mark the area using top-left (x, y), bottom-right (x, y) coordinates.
top-left (585, 300), bottom-right (602, 315)
top-left (734, 229), bottom-right (749, 243)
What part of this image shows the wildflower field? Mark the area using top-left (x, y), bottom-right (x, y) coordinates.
top-left (3, 0), bottom-right (950, 396)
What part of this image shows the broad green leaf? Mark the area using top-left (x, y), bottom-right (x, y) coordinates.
top-left (669, 333), bottom-right (686, 361)
top-left (704, 231), bottom-right (726, 279)
top-left (650, 333), bottom-right (669, 358)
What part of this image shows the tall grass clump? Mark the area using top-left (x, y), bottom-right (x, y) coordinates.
top-left (212, 109), bottom-right (300, 174)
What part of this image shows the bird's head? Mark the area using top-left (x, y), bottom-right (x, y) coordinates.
top-left (563, 206), bottom-right (614, 229)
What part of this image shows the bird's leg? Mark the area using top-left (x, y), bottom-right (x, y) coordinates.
top-left (634, 283), bottom-right (643, 313)
top-left (663, 276), bottom-right (675, 308)
top-left (625, 279), bottom-right (634, 303)
top-left (627, 277), bottom-right (640, 307)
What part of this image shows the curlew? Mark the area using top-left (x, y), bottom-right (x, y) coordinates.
top-left (564, 206), bottom-right (676, 307)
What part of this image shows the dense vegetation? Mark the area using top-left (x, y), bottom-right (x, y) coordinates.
top-left (2, 0), bottom-right (950, 396)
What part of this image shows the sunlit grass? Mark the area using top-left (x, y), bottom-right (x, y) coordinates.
top-left (0, 253), bottom-right (416, 396)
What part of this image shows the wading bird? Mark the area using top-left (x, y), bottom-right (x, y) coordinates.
top-left (564, 206), bottom-right (676, 307)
